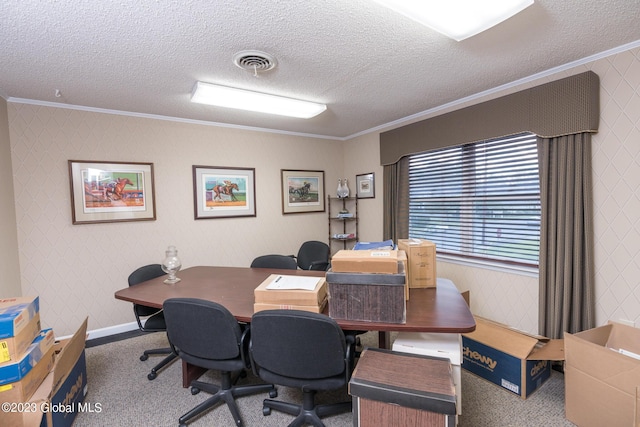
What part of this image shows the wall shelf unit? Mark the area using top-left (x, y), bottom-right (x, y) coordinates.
top-left (328, 196), bottom-right (358, 255)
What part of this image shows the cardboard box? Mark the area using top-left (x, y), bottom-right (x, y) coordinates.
top-left (564, 322), bottom-right (640, 427)
top-left (397, 250), bottom-right (408, 300)
top-left (0, 339), bottom-right (55, 403)
top-left (330, 250), bottom-right (399, 274)
top-left (326, 264), bottom-right (406, 323)
top-left (0, 318), bottom-right (88, 427)
top-left (0, 329), bottom-right (54, 386)
top-left (392, 332), bottom-right (463, 416)
top-left (253, 296), bottom-right (328, 314)
top-left (397, 239), bottom-right (436, 288)
top-left (254, 275), bottom-right (327, 307)
top-left (0, 296), bottom-right (40, 339)
top-left (350, 348), bottom-right (457, 427)
top-left (0, 312), bottom-right (42, 364)
top-left (461, 317), bottom-right (564, 399)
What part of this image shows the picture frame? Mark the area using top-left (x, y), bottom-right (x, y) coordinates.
top-left (68, 160), bottom-right (156, 224)
top-left (281, 169), bottom-right (325, 214)
top-left (356, 172), bottom-right (375, 199)
top-left (193, 165), bottom-right (256, 219)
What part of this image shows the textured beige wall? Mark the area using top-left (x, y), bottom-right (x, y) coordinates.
top-left (343, 132), bottom-right (384, 243)
top-left (0, 97), bottom-right (21, 298)
top-left (8, 105), bottom-right (343, 335)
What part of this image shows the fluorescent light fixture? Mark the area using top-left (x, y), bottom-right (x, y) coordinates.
top-left (190, 82), bottom-right (327, 119)
top-left (371, 0), bottom-right (534, 41)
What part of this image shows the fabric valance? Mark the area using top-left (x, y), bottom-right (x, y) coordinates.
top-left (380, 71), bottom-right (599, 165)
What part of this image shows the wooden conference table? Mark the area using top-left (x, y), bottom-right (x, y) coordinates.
top-left (114, 266), bottom-right (475, 386)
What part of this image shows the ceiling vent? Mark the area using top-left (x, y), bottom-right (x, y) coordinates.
top-left (233, 50), bottom-right (277, 76)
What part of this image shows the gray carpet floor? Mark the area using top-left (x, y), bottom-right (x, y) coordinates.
top-left (74, 332), bottom-right (575, 426)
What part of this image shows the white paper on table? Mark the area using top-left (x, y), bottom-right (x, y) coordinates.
top-left (265, 275), bottom-right (321, 291)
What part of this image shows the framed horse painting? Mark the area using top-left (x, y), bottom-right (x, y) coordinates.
top-left (281, 169), bottom-right (325, 214)
top-left (192, 165), bottom-right (257, 219)
top-left (68, 160), bottom-right (156, 224)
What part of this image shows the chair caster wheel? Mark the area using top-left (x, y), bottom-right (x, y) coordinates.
top-left (140, 354), bottom-right (148, 361)
top-left (147, 372), bottom-right (157, 380)
top-left (269, 389), bottom-right (277, 398)
top-left (263, 406), bottom-right (271, 416)
top-left (190, 387), bottom-right (200, 395)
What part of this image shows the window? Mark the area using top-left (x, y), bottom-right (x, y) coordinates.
top-left (408, 133), bottom-right (540, 266)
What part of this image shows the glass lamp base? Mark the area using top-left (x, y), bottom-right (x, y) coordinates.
top-left (163, 276), bottom-right (181, 284)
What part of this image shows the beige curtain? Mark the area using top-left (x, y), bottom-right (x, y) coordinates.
top-left (383, 157), bottom-right (409, 242)
top-left (537, 133), bottom-right (595, 338)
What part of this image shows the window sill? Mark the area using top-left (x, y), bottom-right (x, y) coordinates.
top-left (436, 254), bottom-right (539, 278)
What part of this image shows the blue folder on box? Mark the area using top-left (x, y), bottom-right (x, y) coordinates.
top-left (352, 240), bottom-right (395, 250)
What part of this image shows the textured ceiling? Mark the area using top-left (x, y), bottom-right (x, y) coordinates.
top-left (2, 0), bottom-right (640, 139)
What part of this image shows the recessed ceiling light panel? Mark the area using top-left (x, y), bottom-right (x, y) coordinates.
top-left (371, 0), bottom-right (534, 41)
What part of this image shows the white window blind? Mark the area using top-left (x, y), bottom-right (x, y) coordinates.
top-left (408, 133), bottom-right (540, 266)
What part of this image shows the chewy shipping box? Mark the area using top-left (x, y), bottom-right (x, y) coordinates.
top-left (564, 322), bottom-right (640, 427)
top-left (461, 317), bottom-right (564, 399)
top-left (36, 317), bottom-right (88, 427)
top-left (330, 250), bottom-right (399, 274)
top-left (397, 239), bottom-right (436, 288)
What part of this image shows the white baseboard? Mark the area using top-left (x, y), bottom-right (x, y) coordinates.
top-left (56, 322), bottom-right (140, 341)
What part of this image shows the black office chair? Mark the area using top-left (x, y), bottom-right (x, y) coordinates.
top-left (163, 298), bottom-right (275, 427)
top-left (128, 264), bottom-right (178, 380)
top-left (249, 309), bottom-right (355, 427)
top-left (250, 254), bottom-right (298, 270)
top-left (294, 241), bottom-right (330, 271)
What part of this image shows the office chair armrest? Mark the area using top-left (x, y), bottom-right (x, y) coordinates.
top-left (344, 334), bottom-right (356, 381)
top-left (309, 260), bottom-right (329, 271)
top-left (240, 325), bottom-right (252, 369)
top-left (247, 339), bottom-right (261, 378)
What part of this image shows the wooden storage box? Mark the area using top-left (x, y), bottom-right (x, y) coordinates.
top-left (325, 263), bottom-right (406, 324)
top-left (392, 332), bottom-right (463, 415)
top-left (398, 239), bottom-right (437, 288)
top-left (349, 348), bottom-right (457, 427)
